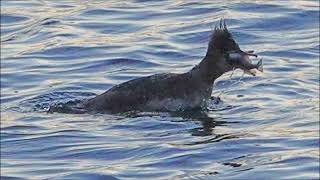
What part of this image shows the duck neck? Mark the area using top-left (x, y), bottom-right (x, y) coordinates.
top-left (189, 54), bottom-right (226, 85)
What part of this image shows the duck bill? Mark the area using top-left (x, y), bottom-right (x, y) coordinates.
top-left (228, 51), bottom-right (263, 76)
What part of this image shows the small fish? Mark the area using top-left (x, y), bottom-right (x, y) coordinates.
top-left (227, 50), bottom-right (263, 76)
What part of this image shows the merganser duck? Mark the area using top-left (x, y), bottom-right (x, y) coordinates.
top-left (49, 19), bottom-right (262, 114)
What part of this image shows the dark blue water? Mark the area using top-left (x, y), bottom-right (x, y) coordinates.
top-left (1, 0), bottom-right (319, 179)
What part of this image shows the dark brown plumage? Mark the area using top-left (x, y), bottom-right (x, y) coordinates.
top-left (80, 19), bottom-right (261, 113)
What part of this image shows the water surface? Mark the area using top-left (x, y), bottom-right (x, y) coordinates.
top-left (1, 0), bottom-right (319, 179)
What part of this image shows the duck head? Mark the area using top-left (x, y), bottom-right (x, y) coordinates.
top-left (205, 19), bottom-right (263, 76)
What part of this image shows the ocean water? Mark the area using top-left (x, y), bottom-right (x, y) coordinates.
top-left (1, 0), bottom-right (319, 179)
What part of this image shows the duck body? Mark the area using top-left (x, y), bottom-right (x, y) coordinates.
top-left (84, 71), bottom-right (214, 113)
